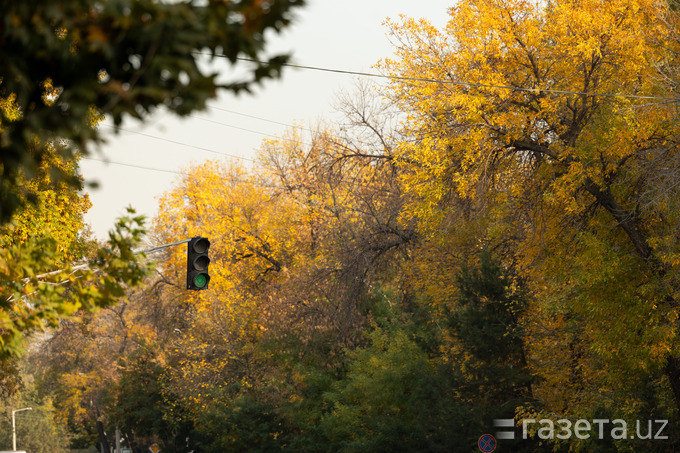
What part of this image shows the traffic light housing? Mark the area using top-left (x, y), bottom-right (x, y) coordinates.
top-left (187, 236), bottom-right (210, 290)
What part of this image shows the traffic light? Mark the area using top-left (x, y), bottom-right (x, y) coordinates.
top-left (187, 236), bottom-right (210, 290)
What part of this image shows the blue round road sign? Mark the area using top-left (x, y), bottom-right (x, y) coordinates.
top-left (478, 434), bottom-right (497, 452)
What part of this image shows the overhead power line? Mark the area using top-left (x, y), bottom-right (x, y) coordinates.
top-left (99, 123), bottom-right (254, 162)
top-left (84, 112), bottom-right (309, 176)
top-left (184, 115), bottom-right (286, 148)
top-left (90, 54), bottom-right (678, 177)
top-left (221, 55), bottom-right (675, 102)
top-left (82, 157), bottom-right (188, 175)
top-left (187, 114), bottom-right (280, 138)
top-left (209, 106), bottom-right (314, 132)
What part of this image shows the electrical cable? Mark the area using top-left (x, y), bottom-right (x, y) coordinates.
top-left (86, 117), bottom-right (386, 177)
top-left (208, 106), bottom-right (314, 132)
top-left (218, 55), bottom-right (677, 102)
top-left (82, 157), bottom-right (188, 175)
top-left (91, 51), bottom-right (680, 176)
top-left (99, 123), bottom-right (254, 162)
top-left (186, 114), bottom-right (281, 138)
top-left (89, 112), bottom-right (341, 176)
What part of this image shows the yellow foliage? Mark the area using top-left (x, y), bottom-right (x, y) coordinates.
top-left (382, 0), bottom-right (680, 417)
top-left (381, 0), bottom-right (671, 224)
top-left (0, 146), bottom-right (91, 263)
top-left (152, 159), bottom-right (305, 401)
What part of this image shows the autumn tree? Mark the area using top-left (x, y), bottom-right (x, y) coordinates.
top-left (380, 0), bottom-right (680, 432)
top-left (0, 145), bottom-right (92, 260)
top-left (257, 124), bottom-right (414, 345)
top-left (0, 137), bottom-right (151, 442)
top-left (132, 106), bottom-right (416, 447)
top-left (27, 1), bottom-right (680, 449)
top-left (27, 260), bottom-right (208, 452)
top-left (0, 117), bottom-right (153, 364)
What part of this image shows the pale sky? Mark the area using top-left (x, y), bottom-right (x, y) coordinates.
top-left (81, 0), bottom-right (453, 240)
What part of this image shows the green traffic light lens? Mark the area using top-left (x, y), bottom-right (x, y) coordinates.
top-left (193, 274), bottom-right (208, 288)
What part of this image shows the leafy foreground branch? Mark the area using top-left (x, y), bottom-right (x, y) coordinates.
top-left (0, 0), bottom-right (305, 223)
top-left (0, 209), bottom-right (151, 359)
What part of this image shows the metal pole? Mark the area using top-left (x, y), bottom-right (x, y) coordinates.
top-left (115, 427), bottom-right (121, 453)
top-left (12, 407), bottom-right (32, 451)
top-left (136, 238), bottom-right (191, 255)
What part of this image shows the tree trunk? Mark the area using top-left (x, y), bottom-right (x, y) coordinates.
top-left (582, 178), bottom-right (680, 413)
top-left (583, 178), bottom-right (653, 261)
top-left (95, 405), bottom-right (111, 453)
top-left (666, 357), bottom-right (680, 414)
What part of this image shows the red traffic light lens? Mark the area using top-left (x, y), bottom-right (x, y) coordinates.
top-left (192, 238), bottom-right (210, 254)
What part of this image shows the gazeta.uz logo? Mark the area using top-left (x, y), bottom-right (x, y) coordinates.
top-left (493, 417), bottom-right (669, 441)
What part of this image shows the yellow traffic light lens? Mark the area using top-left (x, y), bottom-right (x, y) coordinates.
top-left (193, 255), bottom-right (210, 271)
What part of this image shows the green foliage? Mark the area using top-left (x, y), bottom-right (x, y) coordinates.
top-left (317, 328), bottom-right (473, 453)
top-left (451, 251), bottom-right (533, 405)
top-left (195, 395), bottom-right (290, 453)
top-left (110, 350), bottom-right (195, 453)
